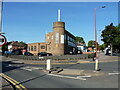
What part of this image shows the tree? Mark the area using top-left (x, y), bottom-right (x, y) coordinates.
top-left (88, 40), bottom-right (94, 47)
top-left (2, 43), bottom-right (8, 51)
top-left (101, 23), bottom-right (120, 56)
top-left (75, 36), bottom-right (85, 43)
top-left (88, 40), bottom-right (99, 50)
top-left (99, 43), bottom-right (106, 52)
top-left (19, 41), bottom-right (27, 49)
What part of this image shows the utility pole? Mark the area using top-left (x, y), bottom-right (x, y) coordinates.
top-left (0, 0), bottom-right (5, 55)
top-left (94, 6), bottom-right (106, 71)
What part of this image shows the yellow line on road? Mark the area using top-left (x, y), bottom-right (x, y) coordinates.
top-left (0, 73), bottom-right (27, 90)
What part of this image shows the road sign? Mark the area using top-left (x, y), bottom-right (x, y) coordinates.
top-left (0, 35), bottom-right (7, 47)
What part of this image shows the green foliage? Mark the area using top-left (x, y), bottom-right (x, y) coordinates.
top-left (75, 36), bottom-right (85, 43)
top-left (19, 41), bottom-right (27, 49)
top-left (2, 44), bottom-right (8, 51)
top-left (99, 44), bottom-right (106, 51)
top-left (101, 23), bottom-right (120, 52)
top-left (101, 23), bottom-right (119, 45)
top-left (88, 40), bottom-right (94, 47)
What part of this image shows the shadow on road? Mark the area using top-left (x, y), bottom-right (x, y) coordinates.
top-left (1, 61), bottom-right (25, 73)
top-left (19, 74), bottom-right (47, 85)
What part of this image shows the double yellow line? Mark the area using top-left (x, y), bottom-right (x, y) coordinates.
top-left (0, 73), bottom-right (27, 90)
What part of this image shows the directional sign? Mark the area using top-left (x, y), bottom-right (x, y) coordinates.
top-left (0, 35), bottom-right (7, 47)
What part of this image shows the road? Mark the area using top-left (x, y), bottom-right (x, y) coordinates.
top-left (0, 55), bottom-right (119, 88)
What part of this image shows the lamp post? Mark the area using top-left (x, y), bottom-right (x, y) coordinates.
top-left (94, 6), bottom-right (106, 71)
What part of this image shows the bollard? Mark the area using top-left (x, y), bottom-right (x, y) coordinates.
top-left (46, 59), bottom-right (51, 70)
top-left (95, 59), bottom-right (99, 71)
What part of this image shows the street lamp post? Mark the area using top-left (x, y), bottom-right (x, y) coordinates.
top-left (94, 6), bottom-right (106, 71)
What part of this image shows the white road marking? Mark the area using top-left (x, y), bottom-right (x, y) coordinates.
top-left (39, 57), bottom-right (44, 59)
top-left (76, 75), bottom-right (91, 78)
top-left (48, 74), bottom-right (86, 80)
top-left (113, 71), bottom-right (119, 73)
top-left (20, 66), bottom-right (43, 71)
top-left (108, 73), bottom-right (120, 75)
top-left (8, 64), bottom-right (12, 66)
top-left (24, 68), bottom-right (32, 71)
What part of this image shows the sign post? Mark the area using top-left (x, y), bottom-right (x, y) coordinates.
top-left (0, 35), bottom-right (7, 47)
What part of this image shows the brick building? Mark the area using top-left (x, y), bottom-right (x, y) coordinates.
top-left (27, 42), bottom-right (46, 55)
top-left (27, 21), bottom-right (77, 56)
top-left (8, 41), bottom-right (24, 51)
top-left (46, 22), bottom-right (76, 56)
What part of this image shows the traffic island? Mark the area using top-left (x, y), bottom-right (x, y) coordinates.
top-left (58, 69), bottom-right (107, 77)
top-left (43, 67), bottom-right (63, 74)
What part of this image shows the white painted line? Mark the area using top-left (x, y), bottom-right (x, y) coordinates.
top-left (48, 74), bottom-right (86, 80)
top-left (20, 67), bottom-right (32, 71)
top-left (20, 66), bottom-right (43, 71)
top-left (113, 71), bottom-right (119, 73)
top-left (8, 64), bottom-right (12, 66)
top-left (24, 69), bottom-right (32, 71)
top-left (39, 57), bottom-right (44, 59)
top-left (76, 75), bottom-right (91, 78)
top-left (108, 73), bottom-right (120, 75)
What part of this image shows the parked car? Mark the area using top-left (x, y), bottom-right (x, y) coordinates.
top-left (4, 51), bottom-right (14, 55)
top-left (13, 49), bottom-right (22, 55)
top-left (37, 52), bottom-right (52, 56)
top-left (24, 52), bottom-right (33, 56)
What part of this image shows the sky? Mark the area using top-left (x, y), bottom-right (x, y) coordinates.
top-left (2, 2), bottom-right (118, 45)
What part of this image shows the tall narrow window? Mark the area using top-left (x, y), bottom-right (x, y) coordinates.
top-left (51, 35), bottom-right (53, 39)
top-left (55, 33), bottom-right (59, 43)
top-left (31, 46), bottom-right (33, 51)
top-left (28, 46), bottom-right (30, 51)
top-left (34, 46), bottom-right (36, 51)
top-left (61, 35), bottom-right (64, 44)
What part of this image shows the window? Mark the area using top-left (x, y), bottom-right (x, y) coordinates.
top-left (31, 46), bottom-right (33, 51)
top-left (28, 46), bottom-right (30, 51)
top-left (64, 34), bottom-right (66, 40)
top-left (41, 46), bottom-right (45, 49)
top-left (51, 35), bottom-right (53, 39)
top-left (34, 46), bottom-right (36, 51)
top-left (55, 33), bottom-right (59, 43)
top-left (48, 36), bottom-right (49, 39)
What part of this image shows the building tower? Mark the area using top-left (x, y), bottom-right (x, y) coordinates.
top-left (52, 21), bottom-right (65, 55)
top-left (46, 9), bottom-right (76, 56)
top-left (52, 9), bottom-right (65, 55)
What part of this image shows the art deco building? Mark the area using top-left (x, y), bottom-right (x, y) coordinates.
top-left (27, 10), bottom-right (77, 56)
top-left (46, 21), bottom-right (76, 56)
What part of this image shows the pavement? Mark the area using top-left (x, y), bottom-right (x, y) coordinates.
top-left (0, 77), bottom-right (13, 89)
